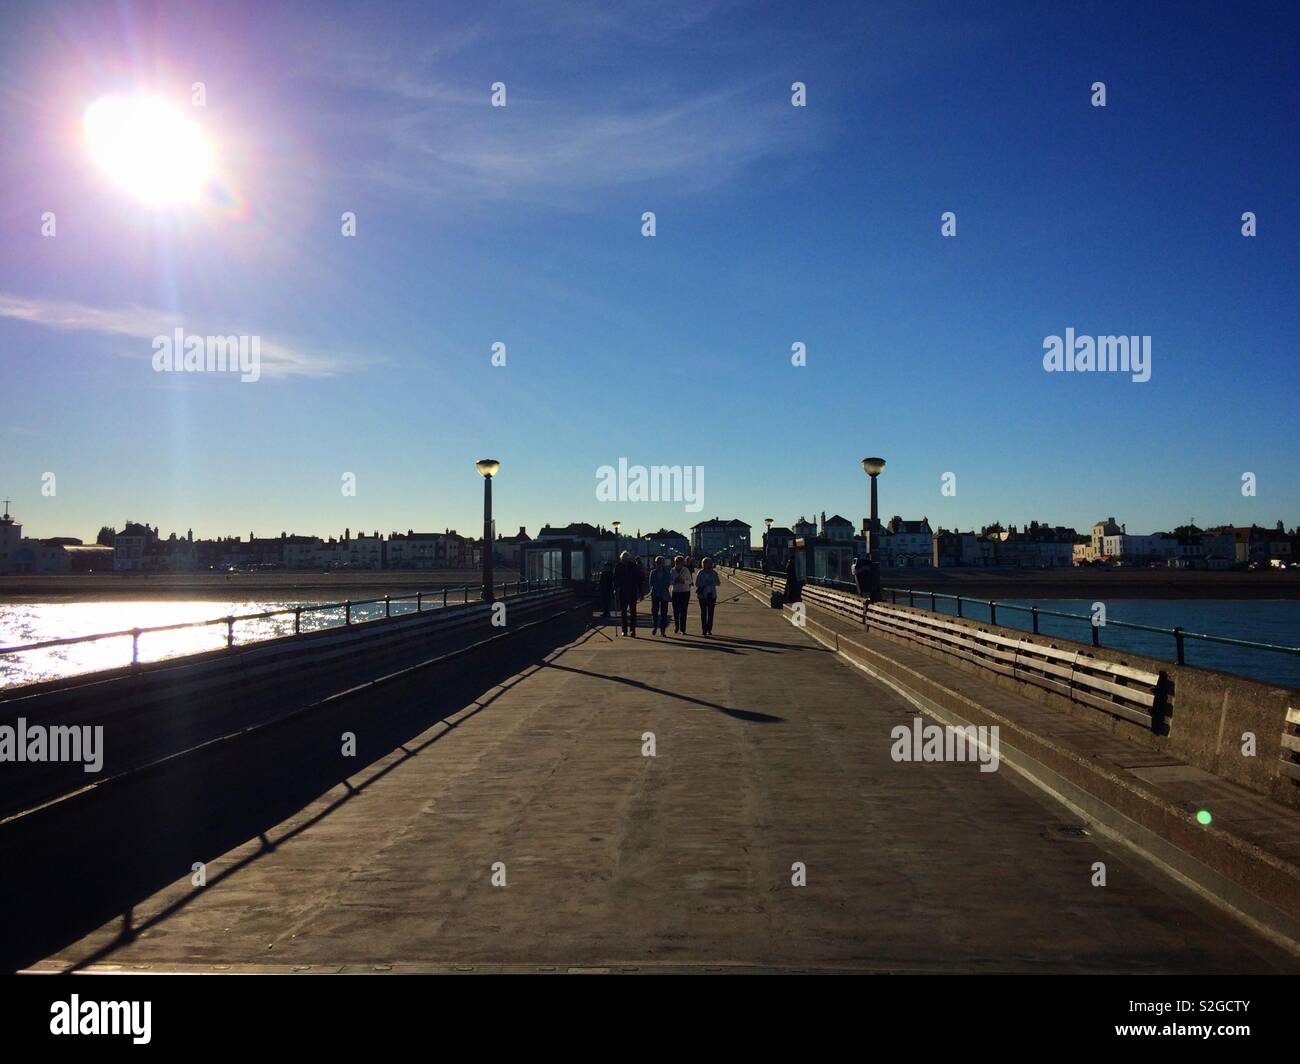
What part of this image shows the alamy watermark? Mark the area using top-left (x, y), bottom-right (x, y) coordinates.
top-left (0, 717), bottom-right (104, 772)
top-left (1042, 328), bottom-right (1150, 383)
top-left (596, 458), bottom-right (704, 513)
top-left (890, 716), bottom-right (1000, 772)
top-left (50, 995), bottom-right (150, 1044)
top-left (152, 328), bottom-right (261, 382)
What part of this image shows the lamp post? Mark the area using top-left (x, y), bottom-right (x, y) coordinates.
top-left (764, 517), bottom-right (774, 572)
top-left (476, 459), bottom-right (499, 601)
top-left (861, 457), bottom-right (886, 601)
top-left (611, 520), bottom-right (621, 568)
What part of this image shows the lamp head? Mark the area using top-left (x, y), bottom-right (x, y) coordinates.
top-left (475, 459), bottom-right (500, 478)
top-left (861, 457), bottom-right (886, 477)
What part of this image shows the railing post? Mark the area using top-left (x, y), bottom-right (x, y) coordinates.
top-left (417, 592), bottom-right (422, 613)
top-left (1031, 607), bottom-right (1039, 634)
top-left (345, 601), bottom-right (351, 625)
top-left (1091, 622), bottom-right (1100, 647)
top-left (226, 616), bottom-right (235, 648)
top-left (385, 595), bottom-right (391, 618)
top-left (956, 597), bottom-right (963, 618)
top-left (443, 588), bottom-right (449, 609)
top-left (294, 607), bottom-right (302, 635)
top-left (930, 592), bottom-right (937, 611)
top-left (464, 586), bottom-right (469, 604)
top-left (989, 602), bottom-right (997, 626)
top-left (132, 628), bottom-right (141, 666)
top-left (1174, 627), bottom-right (1185, 665)
top-left (908, 591), bottom-right (914, 607)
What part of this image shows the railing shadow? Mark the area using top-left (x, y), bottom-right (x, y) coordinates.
top-left (0, 609), bottom-right (593, 972)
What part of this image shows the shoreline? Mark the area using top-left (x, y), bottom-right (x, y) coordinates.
top-left (1, 568), bottom-right (1298, 603)
top-left (0, 570), bottom-right (501, 604)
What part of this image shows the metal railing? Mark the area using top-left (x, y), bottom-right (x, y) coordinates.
top-left (0, 578), bottom-right (564, 673)
top-left (879, 585), bottom-right (1300, 667)
top-left (734, 569), bottom-right (1299, 669)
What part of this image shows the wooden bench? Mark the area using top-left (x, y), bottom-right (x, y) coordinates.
top-left (864, 602), bottom-right (1166, 727)
top-left (1281, 706), bottom-right (1300, 782)
top-left (798, 583), bottom-right (866, 624)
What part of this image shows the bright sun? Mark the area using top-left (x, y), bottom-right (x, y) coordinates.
top-left (85, 95), bottom-right (214, 206)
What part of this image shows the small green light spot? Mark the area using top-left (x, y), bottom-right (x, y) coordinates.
top-left (1196, 810), bottom-right (1212, 826)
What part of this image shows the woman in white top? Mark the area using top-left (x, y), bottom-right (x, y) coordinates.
top-left (670, 555), bottom-right (692, 634)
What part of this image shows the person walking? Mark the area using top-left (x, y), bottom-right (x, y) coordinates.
top-left (614, 551), bottom-right (640, 636)
top-left (695, 555), bottom-right (721, 636)
top-left (634, 555), bottom-right (648, 599)
top-left (785, 554), bottom-right (801, 603)
top-left (598, 561), bottom-right (613, 617)
top-left (648, 555), bottom-right (672, 635)
top-left (670, 554), bottom-right (692, 634)
top-left (851, 556), bottom-right (869, 597)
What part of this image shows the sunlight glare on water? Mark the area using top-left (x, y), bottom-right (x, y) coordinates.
top-left (0, 599), bottom-right (419, 688)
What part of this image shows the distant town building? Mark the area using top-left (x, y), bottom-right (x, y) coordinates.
top-left (690, 518), bottom-right (751, 559)
top-left (112, 522), bottom-right (156, 571)
top-left (880, 516), bottom-right (933, 569)
top-left (496, 526), bottom-right (532, 567)
top-left (641, 528), bottom-right (689, 559)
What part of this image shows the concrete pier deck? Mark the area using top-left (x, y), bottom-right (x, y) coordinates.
top-left (10, 577), bottom-right (1298, 973)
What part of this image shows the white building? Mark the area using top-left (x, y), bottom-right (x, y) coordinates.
top-left (880, 517), bottom-right (933, 568)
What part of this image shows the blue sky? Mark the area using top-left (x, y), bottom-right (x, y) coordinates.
top-left (1, 0), bottom-right (1297, 543)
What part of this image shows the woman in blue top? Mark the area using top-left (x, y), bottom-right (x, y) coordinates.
top-left (694, 556), bottom-right (721, 636)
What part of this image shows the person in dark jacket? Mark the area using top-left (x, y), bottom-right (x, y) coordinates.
top-left (613, 551), bottom-right (641, 636)
top-left (597, 561), bottom-right (613, 617)
top-left (785, 555), bottom-right (801, 602)
top-left (648, 556), bottom-right (673, 635)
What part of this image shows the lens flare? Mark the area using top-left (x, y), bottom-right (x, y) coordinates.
top-left (85, 95), bottom-right (214, 205)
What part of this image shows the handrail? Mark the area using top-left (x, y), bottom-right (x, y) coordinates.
top-left (0, 579), bottom-right (565, 668)
top-left (879, 585), bottom-right (1299, 666)
top-left (733, 569), bottom-right (1299, 667)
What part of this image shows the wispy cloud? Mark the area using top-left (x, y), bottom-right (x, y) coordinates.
top-left (0, 294), bottom-right (364, 379)
top-left (349, 80), bottom-right (826, 208)
top-left (293, 6), bottom-right (829, 208)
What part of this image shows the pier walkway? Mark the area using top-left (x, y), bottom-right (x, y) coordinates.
top-left (8, 577), bottom-right (1297, 973)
